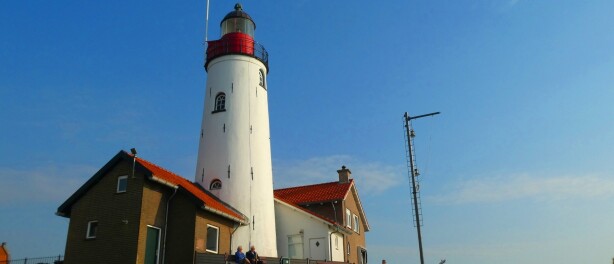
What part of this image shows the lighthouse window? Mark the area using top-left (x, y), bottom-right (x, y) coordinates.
top-left (259, 70), bottom-right (265, 88)
top-left (210, 179), bottom-right (222, 190)
top-left (213, 93), bottom-right (226, 113)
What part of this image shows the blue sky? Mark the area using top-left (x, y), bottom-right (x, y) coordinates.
top-left (1, 1), bottom-right (614, 263)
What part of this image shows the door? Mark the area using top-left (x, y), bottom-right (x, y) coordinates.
top-left (145, 226), bottom-right (161, 264)
top-left (309, 238), bottom-right (326, 261)
top-left (357, 246), bottom-right (368, 264)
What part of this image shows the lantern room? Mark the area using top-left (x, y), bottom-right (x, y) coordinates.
top-left (221, 3), bottom-right (255, 38)
top-left (205, 3), bottom-right (268, 71)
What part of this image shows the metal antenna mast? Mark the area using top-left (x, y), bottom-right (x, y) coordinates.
top-left (403, 111), bottom-right (440, 264)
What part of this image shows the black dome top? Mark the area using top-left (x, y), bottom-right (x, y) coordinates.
top-left (221, 3), bottom-right (256, 29)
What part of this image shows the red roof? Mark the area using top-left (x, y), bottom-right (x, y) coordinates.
top-left (0, 243), bottom-right (8, 262)
top-left (274, 180), bottom-right (353, 205)
top-left (134, 155), bottom-right (245, 222)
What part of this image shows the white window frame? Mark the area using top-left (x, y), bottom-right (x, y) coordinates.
top-left (346, 209), bottom-right (351, 228)
top-left (287, 234), bottom-right (304, 259)
top-left (206, 224), bottom-right (220, 253)
top-left (146, 225), bottom-right (162, 264)
top-left (214, 93), bottom-right (226, 112)
top-left (353, 214), bottom-right (360, 233)
top-left (335, 236), bottom-right (339, 250)
top-left (347, 242), bottom-right (351, 255)
top-left (86, 220), bottom-right (98, 239)
top-left (259, 69), bottom-right (265, 88)
top-left (209, 179), bottom-right (222, 190)
top-left (117, 175), bottom-right (128, 193)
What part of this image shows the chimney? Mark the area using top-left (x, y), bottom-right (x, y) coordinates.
top-left (382, 260), bottom-right (386, 264)
top-left (337, 165), bottom-right (351, 183)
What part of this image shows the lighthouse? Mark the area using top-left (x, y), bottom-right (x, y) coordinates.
top-left (195, 3), bottom-right (277, 257)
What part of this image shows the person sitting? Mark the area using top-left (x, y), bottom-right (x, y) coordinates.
top-left (246, 245), bottom-right (260, 264)
top-left (235, 246), bottom-right (250, 264)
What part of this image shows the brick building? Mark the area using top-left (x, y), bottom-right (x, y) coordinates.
top-left (57, 151), bottom-right (246, 264)
top-left (274, 166), bottom-right (369, 263)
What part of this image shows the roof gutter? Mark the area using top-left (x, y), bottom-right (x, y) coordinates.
top-left (150, 175), bottom-right (179, 189)
top-left (201, 205), bottom-right (249, 225)
top-left (150, 175), bottom-right (247, 224)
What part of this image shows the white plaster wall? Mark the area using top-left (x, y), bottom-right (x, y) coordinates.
top-left (195, 55), bottom-right (277, 257)
top-left (275, 200), bottom-right (338, 261)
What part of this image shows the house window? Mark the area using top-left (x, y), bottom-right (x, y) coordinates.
top-left (117, 175), bottom-right (128, 193)
top-left (347, 242), bottom-right (350, 255)
top-left (288, 234), bottom-right (304, 259)
top-left (86, 221), bottom-right (98, 239)
top-left (353, 214), bottom-right (360, 233)
top-left (206, 225), bottom-right (219, 253)
top-left (346, 209), bottom-right (351, 228)
top-left (210, 179), bottom-right (222, 190)
top-left (258, 70), bottom-right (265, 88)
top-left (213, 93), bottom-right (226, 112)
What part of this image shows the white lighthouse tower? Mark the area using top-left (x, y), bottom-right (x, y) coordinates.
top-left (195, 3), bottom-right (277, 257)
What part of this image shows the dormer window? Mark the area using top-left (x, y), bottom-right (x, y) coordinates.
top-left (213, 93), bottom-right (226, 113)
top-left (210, 179), bottom-right (222, 190)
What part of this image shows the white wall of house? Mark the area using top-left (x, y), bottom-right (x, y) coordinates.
top-left (275, 200), bottom-right (343, 261)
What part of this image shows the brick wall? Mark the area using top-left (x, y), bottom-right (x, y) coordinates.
top-left (64, 161), bottom-right (143, 264)
top-left (342, 186), bottom-right (366, 264)
top-left (194, 208), bottom-right (235, 256)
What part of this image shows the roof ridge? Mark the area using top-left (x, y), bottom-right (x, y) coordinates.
top-left (274, 179), bottom-right (352, 191)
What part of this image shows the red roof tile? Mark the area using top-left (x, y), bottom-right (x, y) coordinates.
top-left (274, 180), bottom-right (353, 205)
top-left (0, 243), bottom-right (8, 262)
top-left (135, 155), bottom-right (245, 222)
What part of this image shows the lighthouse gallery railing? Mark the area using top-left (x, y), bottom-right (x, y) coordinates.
top-left (205, 37), bottom-right (269, 71)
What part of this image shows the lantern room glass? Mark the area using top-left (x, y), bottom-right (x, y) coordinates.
top-left (221, 18), bottom-right (255, 38)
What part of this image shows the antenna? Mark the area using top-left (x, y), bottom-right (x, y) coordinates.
top-left (130, 148), bottom-right (137, 178)
top-left (205, 0), bottom-right (210, 41)
top-left (403, 111), bottom-right (440, 264)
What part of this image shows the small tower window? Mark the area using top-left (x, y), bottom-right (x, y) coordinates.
top-left (213, 93), bottom-right (226, 113)
top-left (210, 179), bottom-right (222, 190)
top-left (259, 70), bottom-right (265, 88)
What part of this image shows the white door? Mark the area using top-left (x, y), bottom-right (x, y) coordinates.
top-left (309, 238), bottom-right (326, 261)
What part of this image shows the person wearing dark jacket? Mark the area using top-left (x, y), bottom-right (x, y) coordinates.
top-left (246, 245), bottom-right (260, 264)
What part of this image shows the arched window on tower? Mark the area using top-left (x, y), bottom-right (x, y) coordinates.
top-left (213, 93), bottom-right (226, 113)
top-left (259, 70), bottom-right (265, 88)
top-left (210, 179), bottom-right (222, 190)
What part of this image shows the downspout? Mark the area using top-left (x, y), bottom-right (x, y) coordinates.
top-left (230, 223), bottom-right (241, 254)
top-left (161, 187), bottom-right (178, 264)
top-left (329, 201), bottom-right (341, 262)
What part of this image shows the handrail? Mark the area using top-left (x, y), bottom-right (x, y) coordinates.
top-left (205, 39), bottom-right (269, 71)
